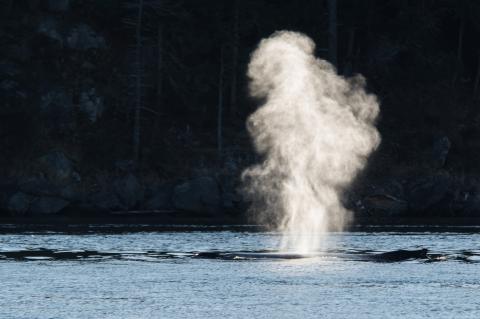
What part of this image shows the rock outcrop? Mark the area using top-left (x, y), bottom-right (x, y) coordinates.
top-left (173, 177), bottom-right (220, 214)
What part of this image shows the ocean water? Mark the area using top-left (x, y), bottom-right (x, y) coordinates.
top-left (1, 227), bottom-right (479, 318)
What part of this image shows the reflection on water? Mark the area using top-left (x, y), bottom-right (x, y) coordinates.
top-left (1, 229), bottom-right (480, 319)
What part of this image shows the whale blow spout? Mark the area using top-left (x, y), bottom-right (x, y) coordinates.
top-left (242, 31), bottom-right (381, 253)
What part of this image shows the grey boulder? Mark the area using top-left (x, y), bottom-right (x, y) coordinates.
top-left (29, 196), bottom-right (69, 214)
top-left (7, 192), bottom-right (32, 215)
top-left (144, 185), bottom-right (172, 210)
top-left (36, 151), bottom-right (78, 183)
top-left (406, 173), bottom-right (450, 212)
top-left (363, 194), bottom-right (408, 216)
top-left (86, 191), bottom-right (125, 211)
top-left (113, 174), bottom-right (144, 209)
top-left (173, 177), bottom-right (220, 214)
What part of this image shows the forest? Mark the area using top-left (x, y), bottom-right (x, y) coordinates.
top-left (1, 0), bottom-right (480, 223)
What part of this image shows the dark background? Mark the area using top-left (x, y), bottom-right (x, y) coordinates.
top-left (1, 0), bottom-right (480, 222)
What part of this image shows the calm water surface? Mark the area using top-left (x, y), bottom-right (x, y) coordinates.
top-left (1, 227), bottom-right (479, 318)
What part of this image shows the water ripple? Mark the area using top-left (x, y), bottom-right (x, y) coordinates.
top-left (1, 248), bottom-right (478, 263)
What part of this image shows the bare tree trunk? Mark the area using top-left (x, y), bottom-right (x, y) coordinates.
top-left (453, 15), bottom-right (465, 86)
top-left (149, 21), bottom-right (164, 148)
top-left (344, 27), bottom-right (355, 75)
top-left (229, 0), bottom-right (239, 118)
top-left (364, 0), bottom-right (375, 68)
top-left (474, 53), bottom-right (480, 99)
top-left (217, 47), bottom-right (225, 164)
top-left (327, 0), bottom-right (337, 68)
top-left (157, 22), bottom-right (163, 106)
top-left (133, 0), bottom-right (144, 164)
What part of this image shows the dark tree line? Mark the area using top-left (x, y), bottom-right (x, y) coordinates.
top-left (1, 0), bottom-right (480, 180)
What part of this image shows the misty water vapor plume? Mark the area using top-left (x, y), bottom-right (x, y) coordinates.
top-left (242, 31), bottom-right (380, 253)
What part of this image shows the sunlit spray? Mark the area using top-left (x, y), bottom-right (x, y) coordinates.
top-left (242, 31), bottom-right (380, 253)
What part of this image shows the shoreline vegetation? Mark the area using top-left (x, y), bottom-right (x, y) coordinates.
top-left (2, 2), bottom-right (480, 227)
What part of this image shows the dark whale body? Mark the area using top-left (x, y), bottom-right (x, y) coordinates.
top-left (194, 251), bottom-right (304, 260)
top-left (195, 249), bottom-right (433, 262)
top-left (365, 249), bottom-right (429, 262)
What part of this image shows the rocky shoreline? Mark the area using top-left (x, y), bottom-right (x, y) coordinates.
top-left (2, 149), bottom-right (480, 226)
top-left (0, 151), bottom-right (243, 218)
